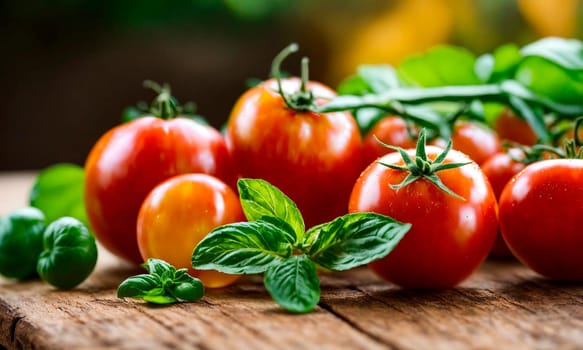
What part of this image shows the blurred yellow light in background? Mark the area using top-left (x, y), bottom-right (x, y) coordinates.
top-left (518, 0), bottom-right (579, 37)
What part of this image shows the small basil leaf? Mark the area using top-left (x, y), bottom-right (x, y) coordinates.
top-left (337, 75), bottom-right (372, 96)
top-left (398, 45), bottom-right (481, 87)
top-left (474, 53), bottom-right (494, 83)
top-left (143, 258), bottom-right (175, 277)
top-left (143, 294), bottom-right (177, 305)
top-left (489, 43), bottom-right (522, 82)
top-left (237, 178), bottom-right (304, 245)
top-left (192, 220), bottom-right (292, 274)
top-left (117, 274), bottom-right (161, 298)
top-left (521, 37), bottom-right (583, 71)
top-left (306, 213), bottom-right (411, 271)
top-left (170, 279), bottom-right (205, 302)
top-left (358, 64), bottom-right (400, 93)
top-left (264, 254), bottom-right (320, 314)
top-left (29, 164), bottom-right (87, 226)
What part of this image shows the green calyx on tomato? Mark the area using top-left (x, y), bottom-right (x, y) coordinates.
top-left (192, 178), bottom-right (411, 313)
top-left (377, 129), bottom-right (471, 200)
top-left (117, 258), bottom-right (204, 304)
top-left (271, 43), bottom-right (317, 112)
top-left (0, 207), bottom-right (46, 280)
top-left (122, 80), bottom-right (208, 124)
top-left (37, 217), bottom-right (98, 289)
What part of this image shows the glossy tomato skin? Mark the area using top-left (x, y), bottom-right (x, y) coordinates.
top-left (494, 109), bottom-right (537, 146)
top-left (349, 146), bottom-right (498, 288)
top-left (362, 116), bottom-right (417, 165)
top-left (137, 174), bottom-right (244, 288)
top-left (480, 151), bottom-right (527, 257)
top-left (226, 78), bottom-right (364, 228)
top-left (499, 159), bottom-right (583, 281)
top-left (85, 117), bottom-right (237, 264)
top-left (450, 121), bottom-right (502, 165)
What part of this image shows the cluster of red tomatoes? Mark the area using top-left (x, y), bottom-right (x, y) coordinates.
top-left (83, 51), bottom-right (583, 290)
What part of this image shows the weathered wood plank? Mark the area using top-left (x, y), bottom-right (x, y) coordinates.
top-left (1, 172), bottom-right (583, 350)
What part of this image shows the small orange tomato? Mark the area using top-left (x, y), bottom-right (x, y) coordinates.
top-left (137, 174), bottom-right (245, 288)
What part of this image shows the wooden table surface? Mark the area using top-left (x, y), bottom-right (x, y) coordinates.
top-left (1, 172), bottom-right (583, 350)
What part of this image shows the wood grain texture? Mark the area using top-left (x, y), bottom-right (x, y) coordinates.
top-left (1, 172), bottom-right (583, 349)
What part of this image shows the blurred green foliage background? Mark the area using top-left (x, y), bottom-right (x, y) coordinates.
top-left (1, 0), bottom-right (582, 169)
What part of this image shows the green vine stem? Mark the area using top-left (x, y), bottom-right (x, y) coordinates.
top-left (270, 44), bottom-right (316, 112)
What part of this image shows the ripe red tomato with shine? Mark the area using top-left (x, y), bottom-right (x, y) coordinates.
top-left (137, 174), bottom-right (244, 288)
top-left (450, 121), bottom-right (502, 165)
top-left (349, 146), bottom-right (498, 288)
top-left (85, 117), bottom-right (238, 264)
top-left (226, 78), bottom-right (364, 228)
top-left (362, 116), bottom-right (417, 165)
top-left (481, 150), bottom-right (527, 257)
top-left (499, 159), bottom-right (583, 281)
top-left (494, 109), bottom-right (537, 146)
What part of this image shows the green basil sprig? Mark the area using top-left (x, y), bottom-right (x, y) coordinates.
top-left (118, 258), bottom-right (204, 304)
top-left (329, 37), bottom-right (583, 142)
top-left (192, 179), bottom-right (411, 313)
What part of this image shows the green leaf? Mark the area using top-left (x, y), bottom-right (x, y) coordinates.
top-left (474, 53), bottom-right (494, 83)
top-left (353, 108), bottom-right (388, 135)
top-left (264, 254), bottom-right (320, 314)
top-left (514, 56), bottom-right (583, 104)
top-left (142, 258), bottom-right (175, 278)
top-left (398, 45), bottom-right (482, 87)
top-left (170, 279), bottom-right (205, 302)
top-left (143, 294), bottom-right (178, 305)
top-left (192, 220), bottom-right (292, 274)
top-left (357, 64), bottom-right (400, 93)
top-left (237, 178), bottom-right (304, 245)
top-left (117, 274), bottom-right (161, 298)
top-left (489, 44), bottom-right (522, 82)
top-left (521, 37), bottom-right (583, 71)
top-left (306, 213), bottom-right (411, 271)
top-left (337, 75), bottom-right (372, 96)
top-left (29, 163), bottom-right (87, 226)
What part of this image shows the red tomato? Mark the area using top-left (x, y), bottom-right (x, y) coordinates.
top-left (362, 116), bottom-right (418, 165)
top-left (349, 145), bottom-right (498, 288)
top-left (480, 150), bottom-right (527, 257)
top-left (85, 117), bottom-right (238, 264)
top-left (499, 159), bottom-right (583, 281)
top-left (226, 77), bottom-right (363, 228)
top-left (494, 108), bottom-right (538, 146)
top-left (137, 174), bottom-right (244, 288)
top-left (450, 121), bottom-right (502, 165)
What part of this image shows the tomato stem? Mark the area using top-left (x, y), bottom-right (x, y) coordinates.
top-left (143, 80), bottom-right (179, 120)
top-left (270, 44), bottom-right (316, 112)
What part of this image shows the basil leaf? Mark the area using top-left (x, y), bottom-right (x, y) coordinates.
top-left (192, 220), bottom-right (292, 274)
top-left (170, 279), bottom-right (205, 302)
top-left (259, 216), bottom-right (297, 246)
top-left (143, 294), bottom-right (177, 305)
top-left (29, 163), bottom-right (87, 226)
top-left (264, 254), bottom-right (320, 314)
top-left (337, 75), bottom-right (372, 96)
top-left (306, 213), bottom-right (411, 271)
top-left (237, 178), bottom-right (304, 245)
top-left (398, 45), bottom-right (482, 87)
top-left (143, 258), bottom-right (175, 277)
top-left (489, 44), bottom-right (522, 82)
top-left (474, 53), bottom-right (494, 83)
top-left (521, 37), bottom-right (583, 71)
top-left (358, 64), bottom-right (400, 93)
top-left (117, 274), bottom-right (161, 298)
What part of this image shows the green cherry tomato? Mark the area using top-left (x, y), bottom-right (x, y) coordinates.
top-left (37, 217), bottom-right (98, 289)
top-left (0, 207), bottom-right (46, 280)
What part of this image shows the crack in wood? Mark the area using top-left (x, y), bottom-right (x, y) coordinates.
top-left (9, 316), bottom-right (23, 344)
top-left (319, 287), bottom-right (399, 350)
